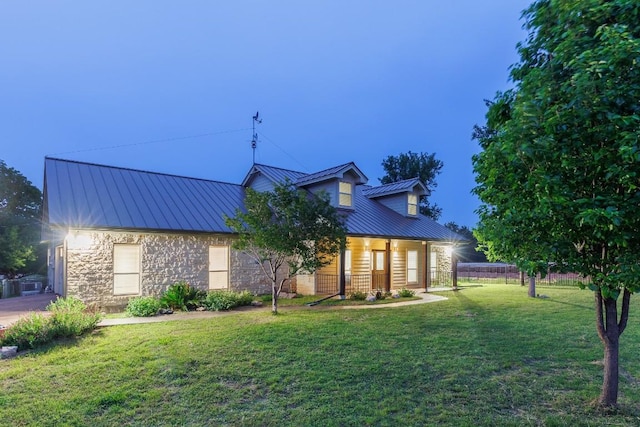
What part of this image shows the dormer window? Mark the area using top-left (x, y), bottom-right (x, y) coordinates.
top-left (339, 181), bottom-right (353, 207)
top-left (408, 194), bottom-right (418, 216)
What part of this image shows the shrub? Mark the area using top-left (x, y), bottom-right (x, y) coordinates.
top-left (47, 296), bottom-right (102, 338)
top-left (0, 313), bottom-right (54, 350)
top-left (235, 290), bottom-right (255, 306)
top-left (0, 297), bottom-right (101, 351)
top-left (204, 290), bottom-right (255, 311)
top-left (349, 291), bottom-right (367, 301)
top-left (398, 288), bottom-right (415, 298)
top-left (160, 281), bottom-right (206, 311)
top-left (126, 296), bottom-right (161, 317)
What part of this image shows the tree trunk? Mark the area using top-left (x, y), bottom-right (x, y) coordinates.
top-left (528, 276), bottom-right (536, 298)
top-left (271, 282), bottom-right (278, 315)
top-left (597, 294), bottom-right (621, 407)
top-left (600, 335), bottom-right (619, 407)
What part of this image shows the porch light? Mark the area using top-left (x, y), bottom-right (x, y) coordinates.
top-left (392, 240), bottom-right (398, 251)
top-left (363, 238), bottom-right (370, 251)
top-left (444, 246), bottom-right (454, 257)
top-left (66, 231), bottom-right (92, 250)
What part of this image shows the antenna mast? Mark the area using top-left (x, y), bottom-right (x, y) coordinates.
top-left (251, 111), bottom-right (262, 164)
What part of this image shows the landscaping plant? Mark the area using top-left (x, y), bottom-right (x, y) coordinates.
top-left (160, 281), bottom-right (206, 311)
top-left (1, 296), bottom-right (101, 350)
top-left (204, 290), bottom-right (254, 311)
top-left (126, 296), bottom-right (161, 317)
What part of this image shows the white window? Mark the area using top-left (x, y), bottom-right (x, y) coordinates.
top-left (408, 194), bottom-right (418, 216)
top-left (407, 250), bottom-right (418, 283)
top-left (339, 181), bottom-right (352, 207)
top-left (209, 245), bottom-right (229, 290)
top-left (113, 244), bottom-right (140, 295)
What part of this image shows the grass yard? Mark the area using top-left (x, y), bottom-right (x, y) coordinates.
top-left (2, 283), bottom-right (640, 426)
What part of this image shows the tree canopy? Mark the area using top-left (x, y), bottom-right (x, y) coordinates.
top-left (380, 151), bottom-right (443, 220)
top-left (0, 160), bottom-right (42, 276)
top-left (225, 181), bottom-right (347, 314)
top-left (472, 0), bottom-right (640, 407)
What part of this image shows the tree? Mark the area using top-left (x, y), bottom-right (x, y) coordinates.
top-left (444, 222), bottom-right (487, 263)
top-left (0, 160), bottom-right (42, 277)
top-left (472, 0), bottom-right (640, 408)
top-left (225, 181), bottom-right (347, 314)
top-left (380, 151), bottom-right (443, 220)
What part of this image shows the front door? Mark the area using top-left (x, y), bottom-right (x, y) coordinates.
top-left (372, 250), bottom-right (386, 290)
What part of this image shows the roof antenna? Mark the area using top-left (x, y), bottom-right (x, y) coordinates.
top-left (251, 111), bottom-right (262, 164)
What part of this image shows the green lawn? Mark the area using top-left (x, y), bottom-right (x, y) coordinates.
top-left (2, 283), bottom-right (640, 426)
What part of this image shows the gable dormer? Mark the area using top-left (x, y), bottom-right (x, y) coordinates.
top-left (241, 164), bottom-right (306, 192)
top-left (363, 178), bottom-right (427, 217)
top-left (241, 162), bottom-right (368, 209)
top-left (295, 162), bottom-right (368, 209)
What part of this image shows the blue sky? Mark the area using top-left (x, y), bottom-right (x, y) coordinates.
top-left (1, 1), bottom-right (530, 227)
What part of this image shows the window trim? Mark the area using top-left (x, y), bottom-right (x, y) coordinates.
top-left (408, 193), bottom-right (418, 216)
top-left (113, 244), bottom-right (141, 296)
top-left (209, 245), bottom-right (229, 290)
top-left (407, 249), bottom-right (418, 284)
top-left (338, 181), bottom-right (353, 207)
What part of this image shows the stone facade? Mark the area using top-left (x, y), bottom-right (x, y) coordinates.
top-left (60, 229), bottom-right (271, 311)
top-left (431, 245), bottom-right (453, 286)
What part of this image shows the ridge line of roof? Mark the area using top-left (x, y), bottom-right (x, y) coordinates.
top-left (45, 157), bottom-right (243, 187)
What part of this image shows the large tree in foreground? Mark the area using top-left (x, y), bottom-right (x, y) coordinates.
top-left (225, 181), bottom-right (347, 314)
top-left (472, 0), bottom-right (640, 408)
top-left (380, 151), bottom-right (443, 220)
top-left (0, 160), bottom-right (42, 277)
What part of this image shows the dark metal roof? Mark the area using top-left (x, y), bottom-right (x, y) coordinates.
top-left (241, 164), bottom-right (306, 187)
top-left (295, 162), bottom-right (368, 186)
top-left (44, 157), bottom-right (467, 242)
top-left (344, 185), bottom-right (464, 242)
top-left (44, 157), bottom-right (245, 233)
top-left (363, 178), bottom-right (427, 198)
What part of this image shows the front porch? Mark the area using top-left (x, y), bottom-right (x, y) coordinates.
top-left (295, 237), bottom-right (458, 296)
top-left (314, 271), bottom-right (455, 295)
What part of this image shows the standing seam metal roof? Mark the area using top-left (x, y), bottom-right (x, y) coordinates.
top-left (44, 157), bottom-right (245, 233)
top-left (44, 157), bottom-right (466, 242)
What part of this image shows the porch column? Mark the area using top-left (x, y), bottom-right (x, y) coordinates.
top-left (385, 240), bottom-right (391, 292)
top-left (338, 247), bottom-right (346, 299)
top-left (425, 242), bottom-right (432, 291)
top-left (421, 242), bottom-right (427, 290)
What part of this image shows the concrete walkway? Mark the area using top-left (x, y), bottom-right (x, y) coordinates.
top-left (98, 291), bottom-right (449, 326)
top-left (0, 290), bottom-right (450, 328)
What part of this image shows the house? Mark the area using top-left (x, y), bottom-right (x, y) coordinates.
top-left (42, 157), bottom-right (466, 311)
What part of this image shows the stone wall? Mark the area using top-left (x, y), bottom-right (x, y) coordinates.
top-left (431, 245), bottom-right (453, 286)
top-left (65, 229), bottom-right (270, 311)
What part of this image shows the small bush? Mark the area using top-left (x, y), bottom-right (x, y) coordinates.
top-left (126, 296), bottom-right (161, 317)
top-left (160, 281), bottom-right (206, 311)
top-left (204, 290), bottom-right (255, 311)
top-left (349, 291), bottom-right (367, 301)
top-left (0, 297), bottom-right (101, 351)
top-left (236, 290), bottom-right (255, 306)
top-left (0, 313), bottom-right (54, 350)
top-left (47, 296), bottom-right (102, 338)
top-left (398, 288), bottom-right (415, 298)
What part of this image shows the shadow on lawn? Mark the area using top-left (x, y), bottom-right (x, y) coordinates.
top-left (538, 296), bottom-right (593, 311)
